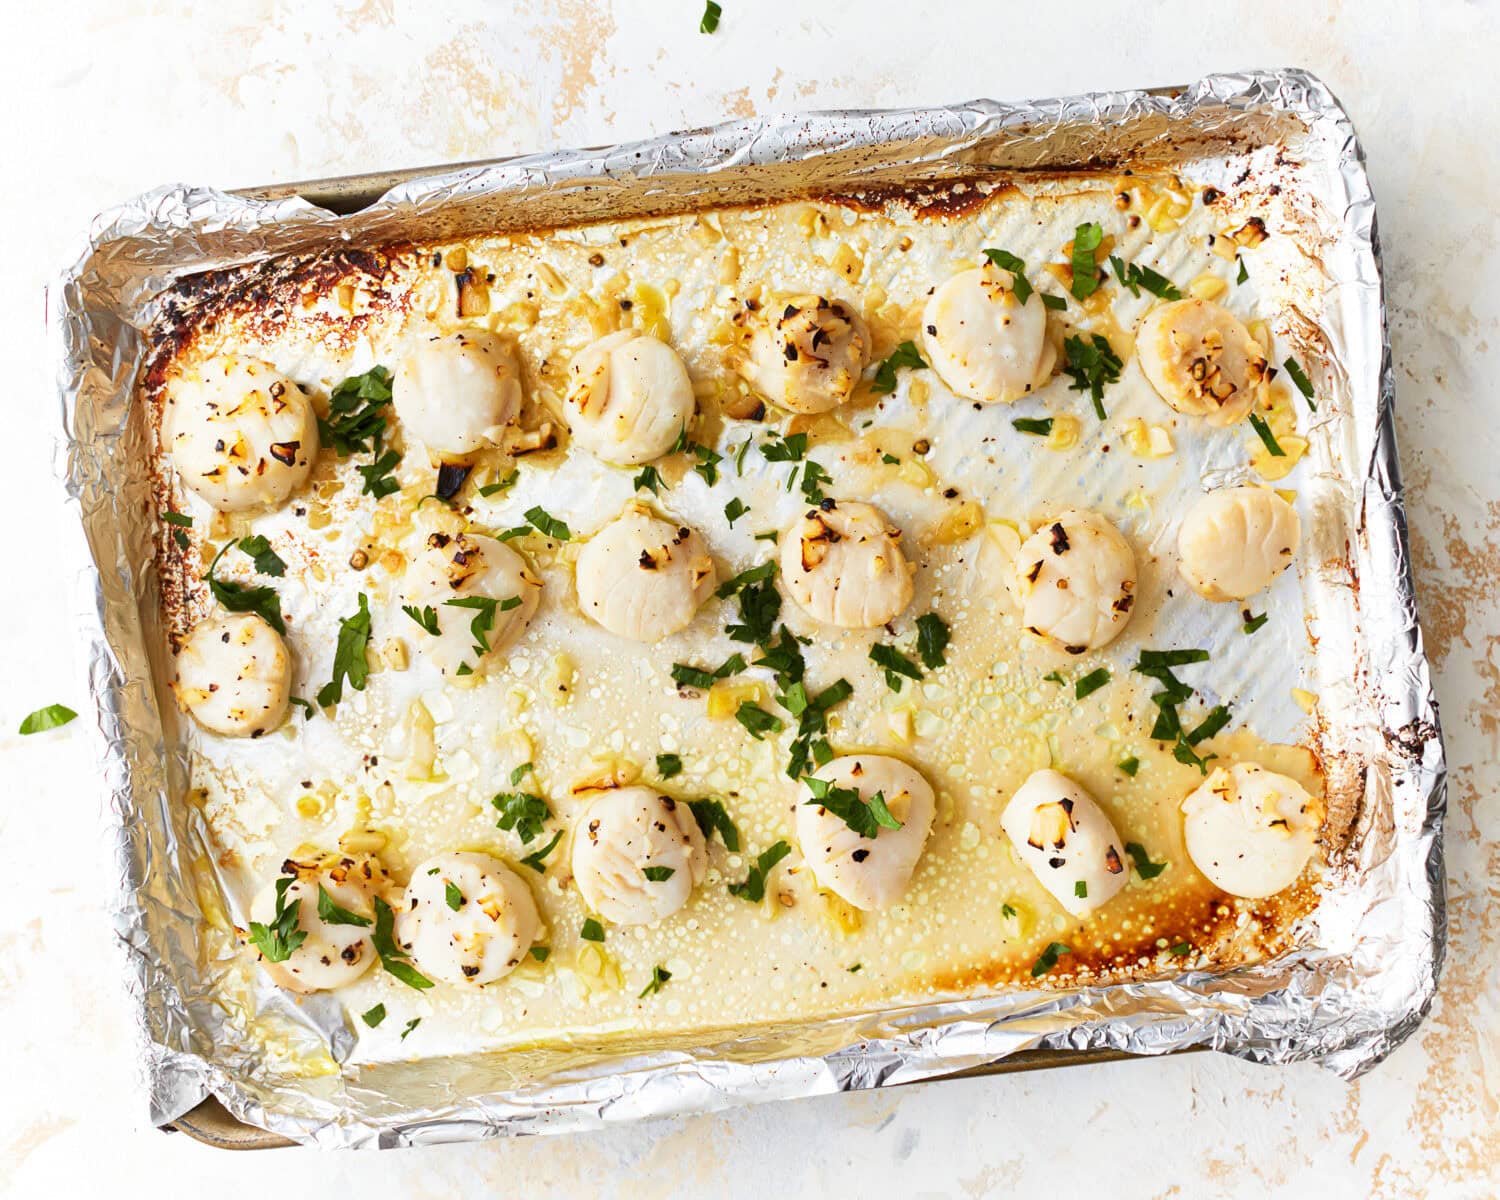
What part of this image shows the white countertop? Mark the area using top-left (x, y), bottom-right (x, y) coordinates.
top-left (3, 2), bottom-right (1496, 1194)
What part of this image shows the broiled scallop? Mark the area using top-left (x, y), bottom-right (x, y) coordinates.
top-left (393, 330), bottom-right (523, 460)
top-left (249, 853), bottom-right (387, 994)
top-left (1177, 486), bottom-right (1301, 602)
top-left (564, 330), bottom-right (696, 465)
top-left (396, 851), bottom-right (540, 986)
top-left (1011, 508), bottom-right (1137, 653)
top-left (574, 505), bottom-right (716, 642)
top-left (921, 263), bottom-right (1056, 404)
top-left (1001, 769), bottom-right (1128, 917)
top-left (739, 295), bottom-right (871, 414)
top-left (1137, 298), bottom-right (1268, 426)
top-left (1182, 762), bottom-right (1320, 898)
top-left (400, 532), bottom-right (541, 675)
top-left (173, 612), bottom-right (290, 738)
top-left (165, 356), bottom-right (318, 512)
top-left (780, 500), bottom-right (914, 629)
top-left (795, 754), bottom-right (935, 911)
top-left (571, 786), bottom-right (707, 926)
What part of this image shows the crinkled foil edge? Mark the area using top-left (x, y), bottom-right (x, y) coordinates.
top-left (52, 68), bottom-right (1445, 1148)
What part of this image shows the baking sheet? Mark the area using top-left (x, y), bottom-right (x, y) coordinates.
top-left (53, 69), bottom-right (1445, 1148)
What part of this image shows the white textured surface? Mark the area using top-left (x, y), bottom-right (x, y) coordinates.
top-left (3, 2), bottom-right (1497, 1193)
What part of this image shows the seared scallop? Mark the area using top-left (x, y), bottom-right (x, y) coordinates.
top-left (1137, 298), bottom-right (1268, 425)
top-left (795, 754), bottom-right (935, 911)
top-left (164, 356), bottom-right (318, 512)
top-left (1011, 508), bottom-right (1137, 653)
top-left (400, 532), bottom-right (541, 675)
top-left (564, 330), bottom-right (696, 465)
top-left (780, 500), bottom-right (914, 629)
top-left (739, 295), bottom-right (871, 414)
top-left (396, 851), bottom-right (540, 986)
top-left (571, 786), bottom-right (707, 926)
top-left (1177, 486), bottom-right (1301, 602)
top-left (173, 612), bottom-right (290, 738)
top-left (249, 853), bottom-right (387, 994)
top-left (1001, 769), bottom-right (1128, 917)
top-left (574, 504), bottom-right (716, 642)
top-left (1182, 763), bottom-right (1320, 898)
top-left (393, 330), bottom-right (523, 460)
top-left (921, 262), bottom-right (1057, 404)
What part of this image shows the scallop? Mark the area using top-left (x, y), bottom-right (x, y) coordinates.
top-left (571, 786), bottom-right (707, 926)
top-left (172, 612), bottom-right (290, 738)
top-left (739, 295), bottom-right (871, 414)
top-left (396, 851), bottom-right (540, 986)
top-left (393, 330), bottom-right (523, 460)
top-left (563, 330), bottom-right (696, 465)
top-left (1177, 486), bottom-right (1301, 602)
top-left (249, 853), bottom-right (387, 994)
top-left (1182, 763), bottom-right (1320, 898)
top-left (164, 355), bottom-right (318, 512)
top-left (1000, 770), bottom-right (1128, 917)
top-left (795, 754), bottom-right (935, 911)
top-left (574, 505), bottom-right (716, 642)
top-left (399, 532), bottom-right (541, 675)
top-left (1136, 298), bottom-right (1269, 425)
top-left (920, 263), bottom-right (1057, 404)
top-left (1011, 508), bottom-right (1137, 652)
top-left (780, 500), bottom-right (914, 629)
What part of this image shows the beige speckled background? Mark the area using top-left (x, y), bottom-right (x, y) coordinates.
top-left (3, 2), bottom-right (1495, 1193)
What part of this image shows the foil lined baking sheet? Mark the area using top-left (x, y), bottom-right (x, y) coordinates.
top-left (52, 69), bottom-right (1446, 1148)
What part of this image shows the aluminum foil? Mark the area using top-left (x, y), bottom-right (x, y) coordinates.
top-left (52, 68), bottom-right (1446, 1148)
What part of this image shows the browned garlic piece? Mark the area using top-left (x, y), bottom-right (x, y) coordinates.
top-left (574, 505), bottom-right (716, 642)
top-left (795, 754), bottom-right (935, 911)
top-left (396, 851), bottom-right (540, 986)
top-left (1011, 508), bottom-right (1137, 652)
top-left (1177, 486), bottom-right (1301, 602)
top-left (1137, 298), bottom-right (1268, 425)
top-left (393, 330), bottom-right (523, 460)
top-left (1001, 770), bottom-right (1128, 916)
top-left (173, 612), bottom-right (290, 738)
top-left (564, 330), bottom-right (696, 465)
top-left (165, 356), bottom-right (318, 511)
top-left (739, 295), bottom-right (871, 413)
top-left (921, 262), bottom-right (1056, 403)
top-left (571, 786), bottom-right (707, 926)
top-left (249, 854), bottom-right (387, 993)
top-left (779, 500), bottom-right (914, 629)
top-left (400, 532), bottom-right (541, 675)
top-left (1182, 763), bottom-right (1320, 898)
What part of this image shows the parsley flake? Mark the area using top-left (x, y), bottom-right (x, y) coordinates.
top-left (247, 874), bottom-right (306, 963)
top-left (871, 341), bottom-right (928, 395)
top-left (639, 965), bottom-right (672, 997)
top-left (444, 881), bottom-right (464, 911)
top-left (1242, 611), bottom-right (1269, 635)
top-left (656, 752), bottom-right (683, 779)
top-left (1030, 941), bottom-right (1073, 977)
top-left (1069, 223), bottom-right (1105, 300)
top-left (728, 840), bottom-right (791, 902)
top-left (1074, 667), bottom-right (1110, 699)
top-left (1248, 412), bottom-right (1286, 457)
top-left (869, 642), bottom-right (922, 692)
top-left (519, 830), bottom-right (563, 872)
top-left (915, 612), bottom-right (951, 670)
top-left (981, 248), bottom-right (1036, 305)
top-left (316, 593), bottom-right (372, 707)
top-left (804, 776), bottom-right (902, 839)
top-left (493, 791), bottom-right (552, 844)
top-left (18, 704), bottom-right (77, 735)
top-left (205, 540), bottom-right (286, 634)
top-left (700, 0), bottom-right (721, 33)
top-left (401, 604), bottom-right (440, 636)
top-left (1125, 842), bottom-right (1168, 880)
top-left (581, 917), bottom-right (605, 943)
top-left (724, 497), bottom-right (750, 526)
top-left (735, 701), bottom-right (783, 740)
top-left (1011, 417), bottom-right (1054, 436)
top-left (1062, 333), bottom-right (1122, 420)
top-left (362, 1003), bottom-right (386, 1028)
top-left (317, 884), bottom-right (372, 927)
top-left (633, 464), bottom-right (664, 495)
top-left (642, 866), bottom-right (675, 882)
top-left (372, 895), bottom-right (434, 989)
top-left (237, 534), bottom-right (286, 577)
top-left (687, 798), bottom-right (740, 851)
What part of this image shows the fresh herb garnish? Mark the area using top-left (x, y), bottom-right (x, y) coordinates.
top-left (493, 791), bottom-right (552, 845)
top-left (581, 917), bottom-right (605, 942)
top-left (477, 468), bottom-right (519, 497)
top-left (724, 497), bottom-right (749, 526)
top-left (735, 702), bottom-right (784, 740)
top-left (1108, 254), bottom-right (1182, 300)
top-left (18, 704), bottom-right (77, 735)
top-left (1042, 670), bottom-right (1065, 684)
top-left (444, 881), bottom-right (464, 911)
top-left (357, 449), bottom-right (402, 499)
top-left (805, 776), bottom-right (902, 839)
top-left (1236, 257), bottom-right (1249, 285)
top-left (237, 534), bottom-right (287, 577)
top-left (1062, 333), bottom-right (1122, 420)
top-left (1069, 222), bottom-right (1104, 300)
top-left (1011, 417), bottom-right (1054, 436)
top-left (633, 464), bottom-right (664, 495)
top-left (981, 248), bottom-right (1035, 305)
top-left (1170, 941), bottom-right (1192, 956)
top-left (1132, 648), bottom-right (1221, 774)
top-left (761, 431), bottom-right (808, 463)
top-left (870, 341), bottom-right (928, 395)
top-left (400, 1018), bottom-right (421, 1040)
top-left (1124, 842), bottom-right (1168, 880)
top-left (700, 0), bottom-right (721, 33)
top-left (715, 560), bottom-right (777, 599)
top-left (1248, 412), bottom-right (1286, 457)
top-left (1075, 880), bottom-right (1088, 898)
top-left (362, 1003), bottom-right (386, 1028)
top-left (915, 612), bottom-right (951, 670)
top-left (687, 798), bottom-right (741, 851)
top-left (530, 945), bottom-right (550, 961)
top-left (1242, 611), bottom-right (1269, 635)
top-left (723, 564), bottom-right (781, 648)
top-left (784, 679), bottom-right (849, 780)
top-left (316, 593), bottom-right (372, 707)
top-left (372, 895), bottom-right (434, 989)
top-left (162, 510), bottom-right (193, 549)
top-left (670, 651), bottom-right (746, 690)
top-left (510, 762), bottom-right (534, 786)
top-left (247, 874), bottom-right (306, 963)
top-left (1283, 357), bottom-right (1316, 409)
top-left (1030, 941), bottom-right (1073, 977)
top-left (691, 443), bottom-right (723, 486)
top-left (656, 752), bottom-right (683, 779)
top-left (523, 506), bottom-right (572, 541)
top-left (799, 459), bottom-right (831, 504)
top-left (317, 884), bottom-right (373, 927)
top-left (519, 830), bottom-right (564, 872)
top-left (869, 642), bottom-right (922, 692)
top-left (642, 866), bottom-right (675, 882)
top-left (1040, 293), bottom-right (1068, 311)
top-left (401, 604), bottom-right (440, 636)
top-left (639, 965), bottom-right (672, 997)
top-left (445, 594), bottom-right (520, 660)
top-left (728, 840), bottom-right (792, 902)
top-left (319, 366), bottom-right (393, 456)
top-left (288, 696), bottom-right (315, 718)
top-left (881, 452), bottom-right (901, 464)
top-left (1074, 667), bottom-right (1110, 699)
top-left (1118, 756), bottom-right (1140, 777)
top-left (1187, 704), bottom-right (1232, 745)
top-left (734, 438), bottom-right (752, 474)
top-left (205, 540), bottom-right (286, 634)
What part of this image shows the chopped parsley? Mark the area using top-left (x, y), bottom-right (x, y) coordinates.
top-left (915, 612), bottom-right (951, 670)
top-left (881, 452), bottom-right (901, 465)
top-left (444, 881), bottom-right (464, 911)
top-left (236, 534), bottom-right (286, 577)
top-left (18, 704), bottom-right (77, 735)
top-left (639, 965), bottom-right (672, 997)
top-left (1108, 254), bottom-right (1182, 300)
top-left (510, 762), bottom-right (534, 786)
top-left (723, 566), bottom-right (781, 648)
top-left (633, 464), bottom-right (664, 494)
top-left (357, 449), bottom-right (402, 499)
top-left (477, 468), bottom-right (519, 497)
top-left (523, 505), bottom-right (571, 541)
top-left (799, 459), bottom-right (831, 504)
top-left (493, 790), bottom-right (551, 844)
top-left (870, 341), bottom-right (928, 395)
top-left (700, 0), bottom-right (721, 33)
top-left (1074, 667), bottom-right (1110, 700)
top-left (205, 540), bottom-right (286, 634)
top-left (1069, 222), bottom-right (1104, 300)
top-left (1042, 670), bottom-right (1066, 684)
top-left (1118, 756), bottom-right (1141, 777)
top-left (162, 509), bottom-right (192, 550)
top-left (530, 945), bottom-right (550, 962)
top-left (1187, 704), bottom-right (1232, 745)
top-left (317, 884), bottom-right (372, 927)
top-left (869, 642), bottom-right (922, 692)
top-left (372, 896), bottom-right (434, 989)
top-left (784, 678), bottom-right (850, 780)
top-left (361, 1003), bottom-right (386, 1028)
top-left (315, 592), bottom-right (372, 707)
top-left (1132, 648), bottom-right (1221, 774)
top-left (687, 798), bottom-right (741, 852)
top-left (247, 874), bottom-right (306, 963)
top-left (715, 560), bottom-right (776, 599)
top-left (671, 651), bottom-right (746, 690)
top-left (656, 753), bottom-right (683, 779)
top-left (728, 840), bottom-right (792, 902)
top-left (1242, 610), bottom-right (1269, 635)
top-left (1170, 941), bottom-right (1193, 956)
top-left (981, 248), bottom-right (1036, 305)
top-left (400, 1018), bottom-right (421, 1040)
top-left (1030, 941), bottom-right (1073, 977)
top-left (1011, 417), bottom-right (1054, 436)
top-left (401, 604), bottom-right (440, 636)
top-left (642, 866), bottom-right (675, 882)
top-left (1125, 842), bottom-right (1168, 880)
top-left (1247, 412), bottom-right (1286, 457)
top-left (319, 366), bottom-right (393, 456)
top-left (691, 443), bottom-right (724, 486)
top-left (761, 431), bottom-right (808, 463)
top-left (1074, 880), bottom-right (1088, 898)
top-left (734, 437), bottom-right (753, 474)
top-left (519, 830), bottom-right (564, 872)
top-left (1001, 903), bottom-right (1018, 919)
top-left (1040, 293), bottom-right (1068, 311)
top-left (1236, 256), bottom-right (1249, 285)
top-left (805, 776), bottom-right (901, 839)
top-left (445, 594), bottom-right (521, 660)
top-left (581, 917), bottom-right (605, 942)
top-left (1283, 357), bottom-right (1316, 409)
top-left (1062, 333), bottom-right (1123, 420)
top-left (735, 701), bottom-right (783, 740)
top-left (724, 497), bottom-right (750, 526)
